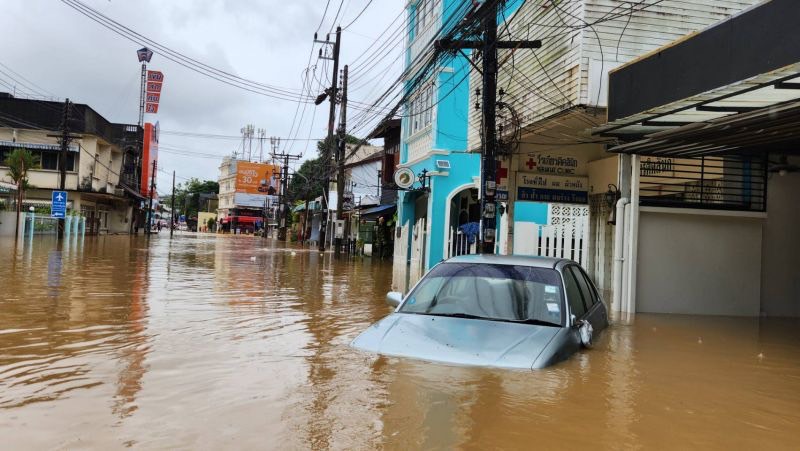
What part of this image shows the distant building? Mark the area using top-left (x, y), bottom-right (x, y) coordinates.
top-left (216, 156), bottom-right (280, 233)
top-left (0, 93), bottom-right (148, 234)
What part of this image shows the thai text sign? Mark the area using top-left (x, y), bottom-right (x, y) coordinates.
top-left (518, 152), bottom-right (588, 176)
top-left (516, 173), bottom-right (589, 204)
top-left (235, 161), bottom-right (280, 195)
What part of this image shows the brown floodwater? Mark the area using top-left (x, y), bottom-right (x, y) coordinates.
top-left (1, 234), bottom-right (799, 450)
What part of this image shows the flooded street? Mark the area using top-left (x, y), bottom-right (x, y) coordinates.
top-left (1, 235), bottom-right (799, 450)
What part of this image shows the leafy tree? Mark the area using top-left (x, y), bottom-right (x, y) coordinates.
top-left (316, 134), bottom-right (363, 158)
top-left (287, 157), bottom-right (326, 204)
top-left (3, 148), bottom-right (35, 238)
top-left (162, 177), bottom-right (219, 221)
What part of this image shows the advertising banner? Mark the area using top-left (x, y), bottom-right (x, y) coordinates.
top-left (235, 161), bottom-right (280, 195)
top-left (233, 193), bottom-right (278, 208)
top-left (146, 82), bottom-right (162, 93)
top-left (145, 103), bottom-right (159, 113)
top-left (516, 173), bottom-right (589, 204)
top-left (146, 92), bottom-right (161, 103)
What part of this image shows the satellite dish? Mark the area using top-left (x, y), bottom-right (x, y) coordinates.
top-left (394, 167), bottom-right (415, 189)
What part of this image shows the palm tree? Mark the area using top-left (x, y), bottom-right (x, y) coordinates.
top-left (3, 148), bottom-right (35, 239)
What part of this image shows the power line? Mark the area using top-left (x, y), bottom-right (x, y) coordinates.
top-left (60, 0), bottom-right (313, 103)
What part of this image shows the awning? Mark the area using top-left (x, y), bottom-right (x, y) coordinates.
top-left (608, 99), bottom-right (800, 157)
top-left (359, 204), bottom-right (396, 220)
top-left (120, 183), bottom-right (147, 202)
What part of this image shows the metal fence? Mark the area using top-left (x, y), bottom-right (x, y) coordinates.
top-left (639, 155), bottom-right (767, 211)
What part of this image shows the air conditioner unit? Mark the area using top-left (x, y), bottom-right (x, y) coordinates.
top-left (436, 160), bottom-right (451, 170)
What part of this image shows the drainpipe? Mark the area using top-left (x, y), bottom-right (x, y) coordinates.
top-left (611, 196), bottom-right (629, 313)
top-left (624, 155), bottom-right (642, 314)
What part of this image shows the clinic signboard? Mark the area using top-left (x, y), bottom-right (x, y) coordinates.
top-left (516, 173), bottom-right (589, 204)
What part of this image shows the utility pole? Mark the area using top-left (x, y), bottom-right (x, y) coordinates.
top-left (480, 3), bottom-right (499, 254)
top-left (435, 0), bottom-right (540, 254)
top-left (315, 26), bottom-right (341, 252)
top-left (170, 170), bottom-right (176, 238)
top-left (146, 159), bottom-right (156, 236)
top-left (334, 65), bottom-right (348, 256)
top-left (271, 152), bottom-right (301, 241)
top-left (54, 98), bottom-right (78, 241)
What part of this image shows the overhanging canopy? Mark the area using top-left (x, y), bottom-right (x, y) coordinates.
top-left (359, 204), bottom-right (396, 220)
top-left (608, 99), bottom-right (800, 157)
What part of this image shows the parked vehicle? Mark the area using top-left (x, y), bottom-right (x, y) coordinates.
top-left (351, 255), bottom-right (608, 369)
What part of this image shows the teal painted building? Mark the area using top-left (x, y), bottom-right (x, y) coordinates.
top-left (392, 0), bottom-right (544, 292)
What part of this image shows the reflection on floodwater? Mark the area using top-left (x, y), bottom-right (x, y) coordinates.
top-left (0, 235), bottom-right (798, 449)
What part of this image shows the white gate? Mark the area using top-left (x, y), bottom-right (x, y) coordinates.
top-left (446, 226), bottom-right (477, 259)
top-left (513, 219), bottom-right (589, 266)
top-left (392, 223), bottom-right (409, 293)
top-left (408, 218), bottom-right (426, 289)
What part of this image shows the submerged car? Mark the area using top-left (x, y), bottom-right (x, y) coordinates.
top-left (351, 255), bottom-right (608, 369)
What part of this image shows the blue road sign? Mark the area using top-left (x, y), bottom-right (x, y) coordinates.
top-left (51, 191), bottom-right (67, 218)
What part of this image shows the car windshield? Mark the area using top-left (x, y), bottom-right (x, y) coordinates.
top-left (399, 263), bottom-right (565, 326)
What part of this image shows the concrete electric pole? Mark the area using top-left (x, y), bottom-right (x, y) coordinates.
top-left (314, 26), bottom-right (341, 252)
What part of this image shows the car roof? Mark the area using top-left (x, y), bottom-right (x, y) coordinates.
top-left (444, 254), bottom-right (573, 269)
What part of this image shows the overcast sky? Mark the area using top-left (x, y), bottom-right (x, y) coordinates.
top-left (1, 0), bottom-right (402, 194)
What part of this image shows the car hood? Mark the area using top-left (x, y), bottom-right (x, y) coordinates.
top-left (351, 313), bottom-right (561, 370)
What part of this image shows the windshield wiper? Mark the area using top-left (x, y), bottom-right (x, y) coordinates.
top-left (425, 312), bottom-right (486, 320)
top-left (421, 313), bottom-right (559, 327)
top-left (502, 318), bottom-right (561, 327)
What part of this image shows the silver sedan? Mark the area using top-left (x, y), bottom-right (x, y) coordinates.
top-left (351, 255), bottom-right (608, 369)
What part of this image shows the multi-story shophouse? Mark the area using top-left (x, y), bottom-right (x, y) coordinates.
top-left (392, 0), bottom-right (485, 293)
top-left (0, 94), bottom-right (147, 235)
top-left (461, 0), bottom-right (761, 302)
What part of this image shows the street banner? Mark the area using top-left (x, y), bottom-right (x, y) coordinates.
top-left (516, 173), bottom-right (589, 204)
top-left (146, 92), bottom-right (160, 103)
top-left (51, 191), bottom-right (67, 218)
top-left (147, 70), bottom-right (164, 82)
top-left (146, 82), bottom-right (162, 93)
top-left (145, 103), bottom-right (159, 113)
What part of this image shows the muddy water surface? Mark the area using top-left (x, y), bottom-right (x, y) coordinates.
top-left (1, 235), bottom-right (799, 449)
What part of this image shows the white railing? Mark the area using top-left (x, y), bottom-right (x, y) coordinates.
top-left (446, 226), bottom-right (477, 259)
top-left (513, 220), bottom-right (589, 266)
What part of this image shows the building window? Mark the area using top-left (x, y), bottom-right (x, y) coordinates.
top-left (414, 0), bottom-right (436, 36)
top-left (407, 82), bottom-right (434, 137)
top-left (0, 147), bottom-right (76, 171)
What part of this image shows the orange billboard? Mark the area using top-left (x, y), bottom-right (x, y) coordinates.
top-left (236, 161), bottom-right (280, 195)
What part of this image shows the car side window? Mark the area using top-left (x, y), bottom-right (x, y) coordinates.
top-left (569, 266), bottom-right (596, 309)
top-left (563, 267), bottom-right (587, 318)
top-left (576, 267), bottom-right (602, 307)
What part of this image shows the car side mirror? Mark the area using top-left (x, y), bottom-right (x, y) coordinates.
top-left (385, 291), bottom-right (403, 308)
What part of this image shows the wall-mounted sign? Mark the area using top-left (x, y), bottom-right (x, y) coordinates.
top-left (640, 157), bottom-right (674, 176)
top-left (496, 159), bottom-right (509, 201)
top-left (518, 152), bottom-right (588, 176)
top-left (516, 173), bottom-right (589, 204)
